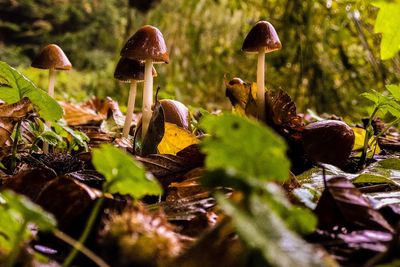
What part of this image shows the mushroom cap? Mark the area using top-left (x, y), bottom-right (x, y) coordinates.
top-left (31, 44), bottom-right (72, 70)
top-left (242, 21), bottom-right (282, 54)
top-left (120, 25), bottom-right (169, 64)
top-left (114, 57), bottom-right (157, 83)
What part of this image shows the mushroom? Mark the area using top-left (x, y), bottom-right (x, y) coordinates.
top-left (31, 44), bottom-right (72, 98)
top-left (242, 21), bottom-right (281, 121)
top-left (120, 25), bottom-right (169, 138)
top-left (31, 44), bottom-right (72, 153)
top-left (114, 57), bottom-right (157, 138)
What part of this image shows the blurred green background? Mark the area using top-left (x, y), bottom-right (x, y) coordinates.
top-left (0, 0), bottom-right (399, 117)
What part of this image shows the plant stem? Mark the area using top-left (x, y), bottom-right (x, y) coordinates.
top-left (63, 197), bottom-right (105, 267)
top-left (43, 68), bottom-right (56, 153)
top-left (358, 106), bottom-right (379, 168)
top-left (6, 220), bottom-right (27, 267)
top-left (123, 80), bottom-right (138, 138)
top-left (142, 59), bottom-right (154, 138)
top-left (10, 121), bottom-right (21, 171)
top-left (54, 229), bottom-right (110, 267)
top-left (257, 49), bottom-right (266, 122)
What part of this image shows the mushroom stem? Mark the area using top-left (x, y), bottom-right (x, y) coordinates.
top-left (43, 68), bottom-right (57, 153)
top-left (122, 80), bottom-right (138, 138)
top-left (256, 49), bottom-right (266, 121)
top-left (48, 68), bottom-right (56, 98)
top-left (142, 59), bottom-right (153, 138)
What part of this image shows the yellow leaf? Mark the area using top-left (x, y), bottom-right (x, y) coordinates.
top-left (352, 127), bottom-right (381, 156)
top-left (158, 122), bottom-right (199, 155)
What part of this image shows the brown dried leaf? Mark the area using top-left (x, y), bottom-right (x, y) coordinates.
top-left (0, 97), bottom-right (31, 146)
top-left (61, 96), bottom-right (128, 126)
top-left (315, 176), bottom-right (393, 232)
top-left (136, 145), bottom-right (204, 187)
top-left (265, 89), bottom-right (304, 138)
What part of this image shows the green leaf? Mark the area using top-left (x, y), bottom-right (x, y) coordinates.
top-left (92, 144), bottom-right (162, 198)
top-left (200, 114), bottom-right (290, 182)
top-left (387, 84), bottom-right (400, 101)
top-left (216, 193), bottom-right (326, 267)
top-left (361, 91), bottom-right (380, 105)
top-left (0, 61), bottom-right (63, 121)
top-left (1, 190), bottom-right (56, 231)
top-left (373, 1), bottom-right (400, 60)
top-left (0, 207), bottom-right (25, 255)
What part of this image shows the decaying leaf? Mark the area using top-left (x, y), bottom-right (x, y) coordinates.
top-left (141, 100), bottom-right (165, 155)
top-left (158, 122), bottom-right (199, 155)
top-left (136, 145), bottom-right (205, 187)
top-left (314, 176), bottom-right (393, 233)
top-left (61, 96), bottom-right (126, 127)
top-left (225, 77), bottom-right (257, 116)
top-left (0, 97), bottom-right (31, 147)
top-left (265, 89), bottom-right (304, 138)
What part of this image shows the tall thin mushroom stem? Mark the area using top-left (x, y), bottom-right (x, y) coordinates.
top-left (256, 48), bottom-right (266, 121)
top-left (43, 68), bottom-right (57, 153)
top-left (122, 81), bottom-right (138, 138)
top-left (142, 59), bottom-right (153, 138)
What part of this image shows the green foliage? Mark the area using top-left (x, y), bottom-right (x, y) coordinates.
top-left (92, 144), bottom-right (162, 198)
top-left (373, 1), bottom-right (400, 60)
top-left (1, 190), bottom-right (56, 231)
top-left (217, 193), bottom-right (324, 267)
top-left (200, 114), bottom-right (290, 182)
top-left (0, 61), bottom-right (62, 121)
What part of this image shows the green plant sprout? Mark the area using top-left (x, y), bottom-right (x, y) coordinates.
top-left (63, 144), bottom-right (162, 266)
top-left (0, 61), bottom-right (63, 169)
top-left (359, 84), bottom-right (400, 167)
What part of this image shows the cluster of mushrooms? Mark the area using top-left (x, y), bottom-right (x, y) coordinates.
top-left (30, 21), bottom-right (354, 167)
top-left (30, 21), bottom-right (280, 139)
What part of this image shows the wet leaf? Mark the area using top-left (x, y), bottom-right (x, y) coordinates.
top-left (158, 122), bottom-right (199, 155)
top-left (314, 176), bottom-right (393, 232)
top-left (92, 144), bottom-right (162, 198)
top-left (0, 61), bottom-right (62, 121)
top-left (0, 97), bottom-right (31, 146)
top-left (353, 158), bottom-right (400, 188)
top-left (200, 114), bottom-right (290, 182)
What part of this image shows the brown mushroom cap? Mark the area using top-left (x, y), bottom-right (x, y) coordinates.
top-left (114, 57), bottom-right (157, 83)
top-left (120, 25), bottom-right (169, 64)
top-left (242, 21), bottom-right (282, 54)
top-left (31, 44), bottom-right (72, 70)
top-left (160, 99), bottom-right (190, 130)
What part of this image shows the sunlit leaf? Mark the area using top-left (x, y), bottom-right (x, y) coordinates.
top-left (386, 84), bottom-right (400, 101)
top-left (200, 114), bottom-right (290, 182)
top-left (0, 61), bottom-right (63, 121)
top-left (92, 144), bottom-right (162, 198)
top-left (373, 1), bottom-right (400, 60)
top-left (352, 127), bottom-right (381, 155)
top-left (158, 122), bottom-right (199, 155)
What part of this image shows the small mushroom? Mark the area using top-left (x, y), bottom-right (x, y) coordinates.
top-left (160, 99), bottom-right (190, 130)
top-left (114, 57), bottom-right (157, 138)
top-left (31, 44), bottom-right (72, 98)
top-left (242, 21), bottom-right (281, 121)
top-left (31, 44), bottom-right (72, 153)
top-left (302, 120), bottom-right (355, 168)
top-left (120, 25), bottom-right (169, 138)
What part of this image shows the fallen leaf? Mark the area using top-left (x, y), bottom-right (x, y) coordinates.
top-left (136, 144), bottom-right (205, 187)
top-left (158, 122), bottom-right (199, 155)
top-left (314, 176), bottom-right (393, 233)
top-left (141, 100), bottom-right (165, 155)
top-left (352, 127), bottom-right (381, 156)
top-left (0, 97), bottom-right (31, 146)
